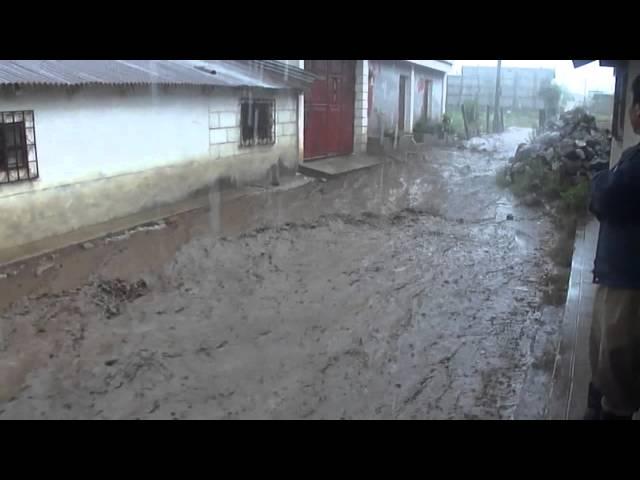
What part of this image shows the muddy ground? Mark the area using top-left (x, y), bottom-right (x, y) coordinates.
top-left (0, 128), bottom-right (564, 419)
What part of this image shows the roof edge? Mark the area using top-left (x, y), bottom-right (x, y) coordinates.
top-left (406, 60), bottom-right (453, 74)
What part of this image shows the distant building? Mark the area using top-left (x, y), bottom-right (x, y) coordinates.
top-left (367, 60), bottom-right (453, 139)
top-left (587, 91), bottom-right (614, 118)
top-left (446, 66), bottom-right (556, 111)
top-left (573, 60), bottom-right (640, 165)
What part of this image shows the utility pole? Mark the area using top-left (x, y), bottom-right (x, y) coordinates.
top-left (492, 60), bottom-right (502, 133)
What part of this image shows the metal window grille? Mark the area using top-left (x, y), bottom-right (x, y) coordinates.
top-left (0, 110), bottom-right (38, 184)
top-left (240, 99), bottom-right (276, 147)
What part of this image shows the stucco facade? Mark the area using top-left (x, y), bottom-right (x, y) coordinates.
top-left (367, 60), bottom-right (449, 139)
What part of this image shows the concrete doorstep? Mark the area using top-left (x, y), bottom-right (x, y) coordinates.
top-left (298, 154), bottom-right (386, 179)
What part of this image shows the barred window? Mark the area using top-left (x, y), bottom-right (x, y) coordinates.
top-left (0, 110), bottom-right (39, 184)
top-left (240, 99), bottom-right (275, 147)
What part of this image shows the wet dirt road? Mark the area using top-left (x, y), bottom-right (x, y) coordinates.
top-left (0, 128), bottom-right (563, 419)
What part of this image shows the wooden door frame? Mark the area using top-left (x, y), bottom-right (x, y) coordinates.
top-left (303, 60), bottom-right (356, 161)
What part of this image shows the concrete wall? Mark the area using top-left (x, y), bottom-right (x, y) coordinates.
top-left (0, 85), bottom-right (299, 251)
top-left (275, 60), bottom-right (305, 161)
top-left (367, 60), bottom-right (445, 138)
top-left (354, 60), bottom-right (368, 153)
top-left (611, 60), bottom-right (640, 166)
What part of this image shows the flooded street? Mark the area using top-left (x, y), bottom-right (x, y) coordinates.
top-left (0, 128), bottom-right (563, 419)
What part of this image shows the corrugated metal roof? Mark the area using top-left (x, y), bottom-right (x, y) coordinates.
top-left (0, 60), bottom-right (313, 89)
top-left (235, 60), bottom-right (318, 86)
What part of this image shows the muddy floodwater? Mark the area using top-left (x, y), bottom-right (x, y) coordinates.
top-left (0, 128), bottom-right (563, 419)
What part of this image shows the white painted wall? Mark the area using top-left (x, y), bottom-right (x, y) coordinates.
top-left (279, 61), bottom-right (306, 161)
top-left (354, 60), bottom-right (369, 153)
top-left (207, 87), bottom-right (298, 162)
top-left (0, 86), bottom-right (211, 197)
top-left (0, 85), bottom-right (300, 251)
top-left (368, 60), bottom-right (446, 138)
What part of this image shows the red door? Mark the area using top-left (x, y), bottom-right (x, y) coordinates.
top-left (304, 60), bottom-right (355, 160)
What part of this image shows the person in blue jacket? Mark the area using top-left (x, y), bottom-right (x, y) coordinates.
top-left (585, 73), bottom-right (640, 420)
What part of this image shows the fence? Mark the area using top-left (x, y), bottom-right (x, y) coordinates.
top-left (446, 66), bottom-right (555, 112)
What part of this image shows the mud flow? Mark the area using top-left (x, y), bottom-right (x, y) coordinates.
top-left (0, 128), bottom-right (562, 419)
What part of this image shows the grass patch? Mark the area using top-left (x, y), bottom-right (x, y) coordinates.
top-left (509, 158), bottom-right (549, 198)
top-left (540, 169), bottom-right (564, 200)
top-left (447, 107), bottom-right (540, 136)
top-left (504, 156), bottom-right (590, 217)
top-left (446, 109), bottom-right (464, 136)
top-left (559, 179), bottom-right (590, 215)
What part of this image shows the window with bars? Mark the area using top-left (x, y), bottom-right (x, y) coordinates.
top-left (240, 98), bottom-right (276, 147)
top-left (0, 110), bottom-right (38, 184)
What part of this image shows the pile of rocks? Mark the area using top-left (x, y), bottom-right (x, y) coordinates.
top-left (508, 108), bottom-right (611, 181)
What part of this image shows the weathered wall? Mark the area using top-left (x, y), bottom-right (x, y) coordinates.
top-left (0, 85), bottom-right (299, 251)
top-left (367, 60), bottom-right (445, 138)
top-left (275, 60), bottom-right (305, 161)
top-left (207, 87), bottom-right (298, 164)
top-left (611, 60), bottom-right (640, 165)
top-left (354, 60), bottom-right (369, 153)
top-left (589, 93), bottom-right (614, 117)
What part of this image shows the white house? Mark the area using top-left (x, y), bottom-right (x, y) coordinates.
top-left (367, 60), bottom-right (453, 141)
top-left (0, 60), bottom-right (314, 253)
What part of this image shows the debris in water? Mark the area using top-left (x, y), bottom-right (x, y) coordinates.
top-left (91, 278), bottom-right (149, 318)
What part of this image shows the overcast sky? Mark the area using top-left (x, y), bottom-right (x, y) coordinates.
top-left (451, 60), bottom-right (615, 96)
